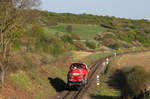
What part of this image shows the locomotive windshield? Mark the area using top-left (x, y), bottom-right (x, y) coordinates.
top-left (70, 64), bottom-right (82, 69)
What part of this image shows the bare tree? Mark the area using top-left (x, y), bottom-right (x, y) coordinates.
top-left (0, 0), bottom-right (41, 87)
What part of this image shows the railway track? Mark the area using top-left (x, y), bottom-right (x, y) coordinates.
top-left (58, 57), bottom-right (107, 99)
top-left (57, 49), bottom-right (150, 99)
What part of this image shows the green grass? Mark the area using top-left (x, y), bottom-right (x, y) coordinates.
top-left (93, 55), bottom-right (121, 99)
top-left (27, 70), bottom-right (55, 99)
top-left (50, 23), bottom-right (106, 40)
top-left (93, 74), bottom-right (120, 99)
top-left (43, 27), bottom-right (65, 37)
top-left (92, 95), bottom-right (119, 99)
top-left (9, 70), bottom-right (55, 98)
top-left (9, 71), bottom-right (33, 91)
top-left (97, 89), bottom-right (120, 97)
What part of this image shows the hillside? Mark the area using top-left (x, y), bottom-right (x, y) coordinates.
top-left (12, 11), bottom-right (150, 53)
top-left (40, 11), bottom-right (150, 50)
top-left (1, 10), bottom-right (150, 99)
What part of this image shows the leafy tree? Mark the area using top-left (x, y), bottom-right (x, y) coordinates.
top-left (0, 0), bottom-right (41, 87)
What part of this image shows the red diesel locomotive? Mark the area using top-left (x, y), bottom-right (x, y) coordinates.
top-left (67, 62), bottom-right (90, 88)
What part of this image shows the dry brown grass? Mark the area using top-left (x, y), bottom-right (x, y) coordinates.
top-left (0, 85), bottom-right (34, 99)
top-left (111, 51), bottom-right (150, 72)
top-left (71, 51), bottom-right (93, 60)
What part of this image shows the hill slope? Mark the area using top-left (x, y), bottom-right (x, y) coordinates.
top-left (1, 10), bottom-right (150, 99)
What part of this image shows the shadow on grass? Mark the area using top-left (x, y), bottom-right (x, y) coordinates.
top-left (90, 94), bottom-right (120, 99)
top-left (48, 77), bottom-right (67, 92)
top-left (107, 69), bottom-right (124, 90)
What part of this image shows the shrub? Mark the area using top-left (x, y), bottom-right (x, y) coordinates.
top-left (85, 40), bottom-right (97, 49)
top-left (71, 33), bottom-right (81, 40)
top-left (61, 34), bottom-right (73, 44)
top-left (66, 25), bottom-right (73, 33)
top-left (74, 41), bottom-right (87, 50)
top-left (12, 40), bottom-right (22, 50)
top-left (110, 43), bottom-right (122, 50)
top-left (113, 66), bottom-right (150, 99)
top-left (102, 38), bottom-right (122, 50)
top-left (49, 40), bottom-right (66, 56)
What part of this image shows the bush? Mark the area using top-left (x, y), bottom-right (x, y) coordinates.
top-left (71, 33), bottom-right (81, 40)
top-left (110, 43), bottom-right (122, 50)
top-left (74, 41), bottom-right (87, 50)
top-left (49, 40), bottom-right (66, 56)
top-left (85, 40), bottom-right (97, 49)
top-left (66, 25), bottom-right (73, 33)
top-left (61, 34), bottom-right (73, 44)
top-left (102, 38), bottom-right (122, 50)
top-left (113, 66), bottom-right (150, 99)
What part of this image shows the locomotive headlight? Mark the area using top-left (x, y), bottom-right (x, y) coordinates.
top-left (72, 73), bottom-right (80, 75)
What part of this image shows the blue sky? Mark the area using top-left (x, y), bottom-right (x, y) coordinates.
top-left (41, 0), bottom-right (150, 20)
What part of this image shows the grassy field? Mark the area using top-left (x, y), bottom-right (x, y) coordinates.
top-left (50, 23), bottom-right (106, 40)
top-left (43, 27), bottom-right (66, 37)
top-left (94, 78), bottom-right (120, 99)
top-left (110, 51), bottom-right (150, 71)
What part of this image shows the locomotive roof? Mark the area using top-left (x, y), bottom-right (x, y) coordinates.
top-left (71, 62), bottom-right (86, 65)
